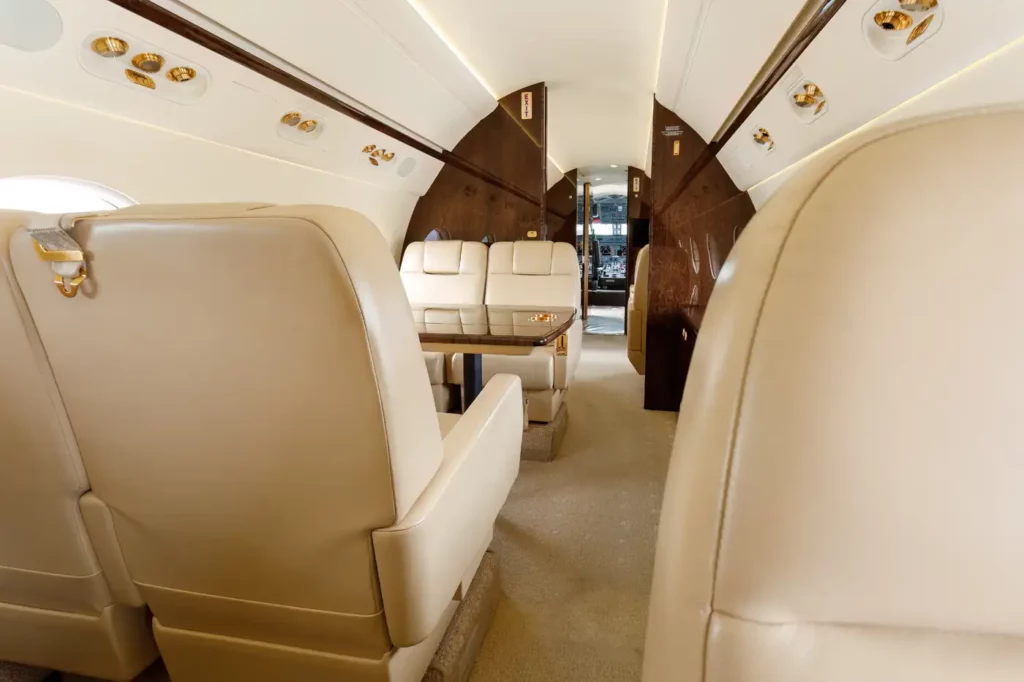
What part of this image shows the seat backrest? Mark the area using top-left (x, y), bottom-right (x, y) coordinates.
top-left (644, 110), bottom-right (1024, 681)
top-left (633, 244), bottom-right (649, 311)
top-left (9, 205), bottom-right (443, 658)
top-left (484, 241), bottom-right (580, 309)
top-left (0, 215), bottom-right (109, 614)
top-left (400, 240), bottom-right (488, 305)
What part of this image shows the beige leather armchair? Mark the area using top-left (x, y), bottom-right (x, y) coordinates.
top-left (627, 244), bottom-right (649, 375)
top-left (400, 240), bottom-right (488, 412)
top-left (451, 240), bottom-right (583, 423)
top-left (9, 205), bottom-right (523, 682)
top-left (0, 214), bottom-right (158, 680)
top-left (643, 110), bottom-right (1024, 681)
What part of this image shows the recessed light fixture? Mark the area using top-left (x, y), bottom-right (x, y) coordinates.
top-left (610, 165), bottom-right (618, 168)
top-left (280, 112), bottom-right (301, 126)
top-left (298, 120), bottom-right (318, 133)
top-left (595, 177), bottom-right (603, 181)
top-left (124, 68), bottom-right (155, 89)
top-left (900, 0), bottom-right (937, 10)
top-left (131, 52), bottom-right (165, 73)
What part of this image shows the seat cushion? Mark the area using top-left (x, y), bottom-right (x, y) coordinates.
top-left (450, 350), bottom-right (556, 391)
top-left (423, 352), bottom-right (445, 385)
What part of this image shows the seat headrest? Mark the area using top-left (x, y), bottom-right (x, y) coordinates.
top-left (401, 240), bottom-right (486, 276)
top-left (489, 241), bottom-right (578, 276)
top-left (422, 240), bottom-right (465, 274)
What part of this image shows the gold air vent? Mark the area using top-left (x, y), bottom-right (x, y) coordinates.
top-left (91, 36), bottom-right (128, 58)
top-left (874, 10), bottom-right (912, 31)
top-left (899, 0), bottom-right (937, 10)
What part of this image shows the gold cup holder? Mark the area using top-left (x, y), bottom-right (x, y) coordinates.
top-left (131, 52), bottom-right (165, 73)
top-left (907, 14), bottom-right (934, 44)
top-left (91, 36), bottom-right (129, 58)
top-left (124, 69), bottom-right (155, 89)
top-left (166, 66), bottom-right (196, 83)
top-left (874, 10), bottom-right (912, 31)
top-left (280, 112), bottom-right (302, 126)
top-left (899, 0), bottom-right (937, 10)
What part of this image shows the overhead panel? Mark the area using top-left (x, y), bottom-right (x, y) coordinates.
top-left (659, 0), bottom-right (808, 143)
top-left (176, 0), bottom-right (494, 148)
top-left (720, 0), bottom-right (1024, 191)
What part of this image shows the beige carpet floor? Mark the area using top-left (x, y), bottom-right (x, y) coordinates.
top-left (468, 334), bottom-right (677, 682)
top-left (0, 335), bottom-right (677, 682)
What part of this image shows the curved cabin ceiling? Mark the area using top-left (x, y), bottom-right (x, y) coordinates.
top-left (408, 0), bottom-right (665, 171)
top-left (3, 0), bottom-right (1024, 222)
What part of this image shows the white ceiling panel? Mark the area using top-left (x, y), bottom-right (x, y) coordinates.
top-left (410, 0), bottom-right (665, 170)
top-left (720, 0), bottom-right (1024, 191)
top-left (175, 0), bottom-right (494, 148)
top-left (657, 0), bottom-right (807, 143)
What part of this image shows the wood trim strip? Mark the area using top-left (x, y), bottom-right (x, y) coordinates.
top-left (105, 0), bottom-right (551, 210)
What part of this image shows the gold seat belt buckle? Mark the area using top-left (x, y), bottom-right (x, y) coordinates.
top-left (30, 225), bottom-right (88, 298)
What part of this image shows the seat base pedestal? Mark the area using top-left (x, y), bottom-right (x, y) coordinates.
top-left (422, 550), bottom-right (501, 682)
top-left (520, 403), bottom-right (569, 462)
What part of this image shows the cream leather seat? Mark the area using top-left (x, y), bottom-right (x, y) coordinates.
top-left (0, 214), bottom-right (158, 680)
top-left (9, 205), bottom-right (523, 682)
top-left (452, 241), bottom-right (583, 423)
top-left (400, 240), bottom-right (488, 411)
top-left (643, 110), bottom-right (1024, 681)
top-left (627, 244), bottom-right (649, 375)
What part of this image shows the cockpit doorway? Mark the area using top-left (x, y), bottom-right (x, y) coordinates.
top-left (577, 168), bottom-right (628, 335)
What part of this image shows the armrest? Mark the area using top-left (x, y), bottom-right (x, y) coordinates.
top-left (556, 318), bottom-right (584, 390)
top-left (372, 375), bottom-right (523, 647)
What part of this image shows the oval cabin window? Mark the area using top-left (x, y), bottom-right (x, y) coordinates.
top-left (424, 228), bottom-right (451, 241)
top-left (0, 176), bottom-right (135, 213)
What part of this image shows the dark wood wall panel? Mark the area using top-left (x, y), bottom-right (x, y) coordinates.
top-left (547, 169), bottom-right (577, 245)
top-left (645, 100), bottom-right (756, 412)
top-left (405, 83), bottom-right (548, 247)
top-left (626, 165), bottom-right (652, 288)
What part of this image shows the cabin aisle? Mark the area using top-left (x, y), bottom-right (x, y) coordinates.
top-left (470, 335), bottom-right (677, 682)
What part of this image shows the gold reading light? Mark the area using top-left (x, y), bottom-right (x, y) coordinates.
top-left (298, 119), bottom-right (318, 133)
top-left (793, 83), bottom-right (826, 112)
top-left (131, 52), bottom-right (165, 73)
top-left (91, 36), bottom-right (129, 58)
top-left (124, 69), bottom-right (155, 89)
top-left (280, 112), bottom-right (301, 126)
top-left (166, 66), bottom-right (196, 83)
top-left (363, 145), bottom-right (396, 166)
top-left (753, 128), bottom-right (774, 149)
top-left (900, 0), bottom-right (937, 10)
top-left (874, 10), bottom-right (912, 31)
top-left (907, 14), bottom-right (935, 44)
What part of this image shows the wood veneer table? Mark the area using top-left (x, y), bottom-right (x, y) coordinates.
top-left (412, 304), bottom-right (577, 410)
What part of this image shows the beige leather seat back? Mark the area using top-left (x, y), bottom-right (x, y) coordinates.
top-left (400, 240), bottom-right (488, 305)
top-left (0, 213), bottom-right (157, 679)
top-left (484, 241), bottom-right (581, 309)
top-left (627, 244), bottom-right (649, 374)
top-left (644, 110), bottom-right (1024, 681)
top-left (8, 205), bottom-right (445, 676)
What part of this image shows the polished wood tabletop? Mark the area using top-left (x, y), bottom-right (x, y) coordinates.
top-left (411, 304), bottom-right (577, 348)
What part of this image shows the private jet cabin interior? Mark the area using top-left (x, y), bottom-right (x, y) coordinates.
top-left (1, 1), bottom-right (1023, 681)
